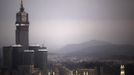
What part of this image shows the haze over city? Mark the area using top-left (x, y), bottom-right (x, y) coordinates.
top-left (0, 0), bottom-right (134, 51)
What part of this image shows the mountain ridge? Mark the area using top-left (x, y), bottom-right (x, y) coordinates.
top-left (59, 40), bottom-right (134, 59)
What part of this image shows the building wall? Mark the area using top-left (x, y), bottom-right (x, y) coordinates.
top-left (12, 46), bottom-right (23, 69)
top-left (3, 46), bottom-right (13, 69)
top-left (16, 26), bottom-right (29, 50)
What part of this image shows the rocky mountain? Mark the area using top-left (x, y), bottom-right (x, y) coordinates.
top-left (59, 40), bottom-right (134, 59)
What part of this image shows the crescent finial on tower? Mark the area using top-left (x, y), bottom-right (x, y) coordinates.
top-left (20, 0), bottom-right (24, 12)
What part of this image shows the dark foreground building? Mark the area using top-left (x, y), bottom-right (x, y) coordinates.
top-left (2, 0), bottom-right (48, 75)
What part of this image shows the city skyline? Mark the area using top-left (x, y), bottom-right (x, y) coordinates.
top-left (0, 1), bottom-right (134, 75)
top-left (0, 0), bottom-right (134, 51)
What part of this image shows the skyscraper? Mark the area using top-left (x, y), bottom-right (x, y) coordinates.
top-left (2, 0), bottom-right (48, 75)
top-left (15, 0), bottom-right (29, 50)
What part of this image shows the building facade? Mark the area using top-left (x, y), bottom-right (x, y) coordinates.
top-left (2, 0), bottom-right (48, 75)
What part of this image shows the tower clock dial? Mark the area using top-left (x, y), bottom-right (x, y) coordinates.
top-left (21, 13), bottom-right (27, 22)
top-left (21, 15), bottom-right (26, 22)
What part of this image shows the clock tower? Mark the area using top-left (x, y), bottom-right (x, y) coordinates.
top-left (15, 0), bottom-right (29, 49)
top-left (3, 0), bottom-right (48, 75)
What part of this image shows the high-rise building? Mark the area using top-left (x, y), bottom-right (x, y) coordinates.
top-left (15, 0), bottom-right (29, 50)
top-left (2, 0), bottom-right (48, 75)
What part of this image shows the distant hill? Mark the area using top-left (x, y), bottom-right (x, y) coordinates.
top-left (59, 40), bottom-right (112, 54)
top-left (59, 40), bottom-right (134, 60)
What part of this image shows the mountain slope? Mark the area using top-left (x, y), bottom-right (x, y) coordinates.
top-left (59, 40), bottom-right (134, 59)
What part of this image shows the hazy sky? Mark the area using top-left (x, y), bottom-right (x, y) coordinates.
top-left (0, 0), bottom-right (134, 51)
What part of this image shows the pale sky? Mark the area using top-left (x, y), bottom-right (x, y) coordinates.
top-left (0, 0), bottom-right (134, 51)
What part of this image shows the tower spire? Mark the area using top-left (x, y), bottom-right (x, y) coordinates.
top-left (20, 0), bottom-right (24, 12)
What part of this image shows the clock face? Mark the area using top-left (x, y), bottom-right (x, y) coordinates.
top-left (22, 15), bottom-right (26, 22)
top-left (21, 13), bottom-right (27, 22)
